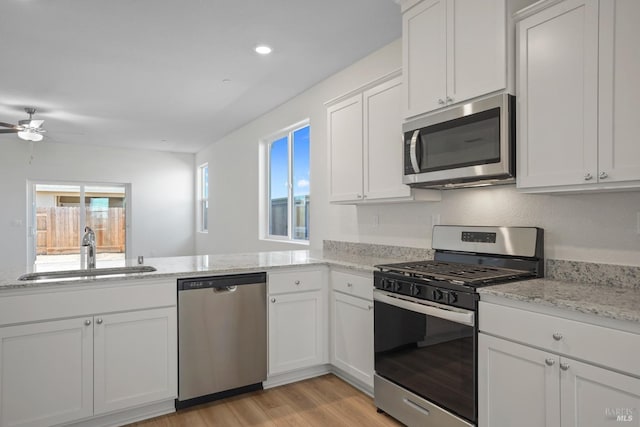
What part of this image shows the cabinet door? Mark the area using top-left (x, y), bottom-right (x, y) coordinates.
top-left (0, 318), bottom-right (93, 427)
top-left (517, 0), bottom-right (599, 189)
top-left (560, 357), bottom-right (640, 427)
top-left (94, 307), bottom-right (177, 415)
top-left (447, 0), bottom-right (506, 105)
top-left (598, 0), bottom-right (640, 184)
top-left (402, 0), bottom-right (447, 117)
top-left (478, 334), bottom-right (560, 427)
top-left (331, 292), bottom-right (374, 387)
top-left (268, 291), bottom-right (325, 375)
top-left (327, 94), bottom-right (364, 202)
top-left (363, 76), bottom-right (410, 200)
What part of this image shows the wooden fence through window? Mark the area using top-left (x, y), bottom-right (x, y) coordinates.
top-left (36, 207), bottom-right (125, 255)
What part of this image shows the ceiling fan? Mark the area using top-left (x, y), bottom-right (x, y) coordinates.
top-left (0, 107), bottom-right (46, 142)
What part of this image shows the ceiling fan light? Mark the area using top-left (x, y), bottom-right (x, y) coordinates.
top-left (17, 130), bottom-right (43, 142)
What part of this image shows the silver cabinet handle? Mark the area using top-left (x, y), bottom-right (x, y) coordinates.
top-left (294, 280), bottom-right (300, 285)
top-left (560, 362), bottom-right (570, 371)
top-left (84, 319), bottom-right (91, 326)
top-left (347, 282), bottom-right (353, 287)
top-left (545, 358), bottom-right (555, 366)
top-left (271, 298), bottom-right (276, 303)
top-left (438, 98), bottom-right (445, 105)
top-left (553, 332), bottom-right (563, 341)
top-left (446, 96), bottom-right (454, 104)
top-left (584, 173), bottom-right (593, 181)
top-left (599, 171), bottom-right (608, 179)
top-left (356, 194), bottom-right (363, 199)
top-left (96, 318), bottom-right (103, 325)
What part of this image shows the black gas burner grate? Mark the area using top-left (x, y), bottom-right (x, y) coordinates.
top-left (377, 260), bottom-right (532, 285)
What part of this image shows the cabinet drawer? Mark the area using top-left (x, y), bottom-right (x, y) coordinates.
top-left (480, 302), bottom-right (640, 376)
top-left (331, 270), bottom-right (373, 301)
top-left (268, 269), bottom-right (323, 295)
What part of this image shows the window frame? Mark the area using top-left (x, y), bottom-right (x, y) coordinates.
top-left (26, 180), bottom-right (131, 266)
top-left (197, 163), bottom-right (209, 233)
top-left (259, 119), bottom-right (310, 244)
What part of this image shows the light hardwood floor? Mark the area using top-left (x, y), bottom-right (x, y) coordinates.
top-left (129, 374), bottom-right (401, 426)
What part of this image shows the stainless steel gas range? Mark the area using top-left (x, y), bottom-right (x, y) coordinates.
top-left (373, 225), bottom-right (544, 427)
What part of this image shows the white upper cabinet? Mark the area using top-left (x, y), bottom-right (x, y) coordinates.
top-left (516, 0), bottom-right (640, 192)
top-left (327, 94), bottom-right (364, 202)
top-left (327, 72), bottom-right (441, 204)
top-left (598, 1), bottom-right (640, 184)
top-left (402, 0), bottom-right (508, 118)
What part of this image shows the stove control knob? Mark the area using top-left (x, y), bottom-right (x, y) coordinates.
top-left (448, 292), bottom-right (458, 304)
top-left (412, 286), bottom-right (421, 297)
top-left (384, 280), bottom-right (395, 291)
top-left (433, 289), bottom-right (444, 301)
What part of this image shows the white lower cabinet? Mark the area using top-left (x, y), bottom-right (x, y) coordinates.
top-left (94, 308), bottom-right (177, 415)
top-left (479, 301), bottom-right (640, 427)
top-left (0, 318), bottom-right (93, 427)
top-left (267, 268), bottom-right (327, 376)
top-left (0, 279), bottom-right (177, 427)
top-left (331, 291), bottom-right (374, 388)
top-left (330, 269), bottom-right (374, 390)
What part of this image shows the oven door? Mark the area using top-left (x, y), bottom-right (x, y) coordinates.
top-left (374, 289), bottom-right (477, 424)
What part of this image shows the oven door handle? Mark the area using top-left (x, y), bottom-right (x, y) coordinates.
top-left (374, 291), bottom-right (475, 327)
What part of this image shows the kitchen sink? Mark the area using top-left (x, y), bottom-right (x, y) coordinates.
top-left (18, 265), bottom-right (157, 281)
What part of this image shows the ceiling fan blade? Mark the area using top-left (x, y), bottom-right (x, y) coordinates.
top-left (0, 129), bottom-right (19, 134)
top-left (0, 122), bottom-right (18, 129)
top-left (29, 120), bottom-right (45, 128)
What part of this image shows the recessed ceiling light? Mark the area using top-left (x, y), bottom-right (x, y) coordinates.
top-left (255, 45), bottom-right (272, 55)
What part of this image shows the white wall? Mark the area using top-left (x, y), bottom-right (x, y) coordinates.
top-left (0, 140), bottom-right (195, 270)
top-left (197, 38), bottom-right (640, 267)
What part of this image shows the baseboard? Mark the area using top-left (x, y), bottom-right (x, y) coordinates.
top-left (263, 364), bottom-right (331, 389)
top-left (330, 367), bottom-right (374, 397)
top-left (63, 400), bottom-right (175, 427)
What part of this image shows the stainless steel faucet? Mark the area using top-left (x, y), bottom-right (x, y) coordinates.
top-left (81, 226), bottom-right (96, 269)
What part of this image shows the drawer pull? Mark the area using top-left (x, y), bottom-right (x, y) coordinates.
top-left (403, 398), bottom-right (430, 416)
top-left (271, 298), bottom-right (276, 303)
top-left (84, 319), bottom-right (91, 326)
top-left (347, 282), bottom-right (353, 287)
top-left (552, 332), bottom-right (563, 341)
top-left (294, 280), bottom-right (301, 285)
top-left (545, 358), bottom-right (555, 366)
top-left (560, 362), bottom-right (570, 371)
top-left (368, 305), bottom-right (373, 310)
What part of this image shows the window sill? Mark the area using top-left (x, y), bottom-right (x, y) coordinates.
top-left (261, 238), bottom-right (309, 246)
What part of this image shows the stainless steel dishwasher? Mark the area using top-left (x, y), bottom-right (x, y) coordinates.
top-left (176, 272), bottom-right (267, 409)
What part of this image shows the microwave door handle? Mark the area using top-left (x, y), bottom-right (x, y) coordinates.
top-left (410, 130), bottom-right (421, 173)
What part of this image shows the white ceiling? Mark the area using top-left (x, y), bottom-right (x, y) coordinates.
top-left (0, 0), bottom-right (401, 153)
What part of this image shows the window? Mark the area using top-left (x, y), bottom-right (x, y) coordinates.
top-left (28, 182), bottom-right (129, 265)
top-left (262, 121), bottom-right (310, 242)
top-left (198, 163), bottom-right (209, 232)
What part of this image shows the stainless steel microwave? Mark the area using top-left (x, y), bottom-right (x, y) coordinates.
top-left (403, 93), bottom-right (515, 189)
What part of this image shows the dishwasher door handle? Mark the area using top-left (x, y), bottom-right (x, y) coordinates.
top-left (213, 285), bottom-right (237, 293)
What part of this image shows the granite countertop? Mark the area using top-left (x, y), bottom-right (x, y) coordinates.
top-left (478, 278), bottom-right (640, 324)
top-left (0, 249), bottom-right (416, 291)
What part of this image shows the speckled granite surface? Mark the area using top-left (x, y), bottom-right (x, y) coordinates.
top-left (546, 259), bottom-right (640, 289)
top-left (323, 240), bottom-right (433, 261)
top-left (479, 278), bottom-right (640, 324)
top-left (0, 242), bottom-right (429, 291)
